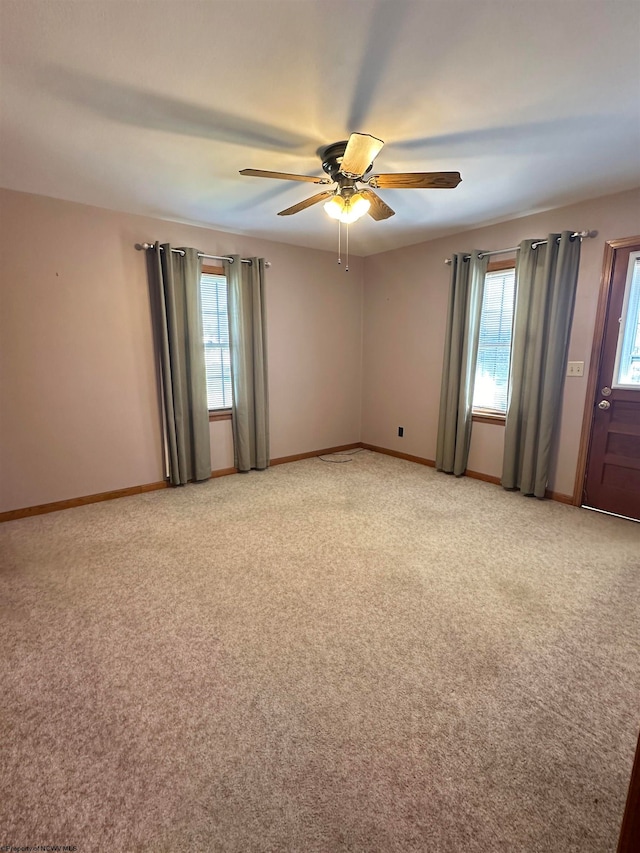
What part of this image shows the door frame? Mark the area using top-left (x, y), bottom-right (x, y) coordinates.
top-left (573, 235), bottom-right (640, 506)
top-left (617, 731), bottom-right (640, 852)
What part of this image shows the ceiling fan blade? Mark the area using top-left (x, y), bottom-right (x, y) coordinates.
top-left (361, 189), bottom-right (395, 221)
top-left (277, 190), bottom-right (335, 216)
top-left (370, 172), bottom-right (462, 189)
top-left (240, 168), bottom-right (328, 184)
top-left (340, 133), bottom-right (384, 177)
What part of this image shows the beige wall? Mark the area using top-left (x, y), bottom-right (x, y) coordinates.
top-left (0, 189), bottom-right (363, 513)
top-left (361, 187), bottom-right (640, 497)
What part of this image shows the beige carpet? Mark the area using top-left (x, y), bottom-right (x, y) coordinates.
top-left (1, 450), bottom-right (639, 852)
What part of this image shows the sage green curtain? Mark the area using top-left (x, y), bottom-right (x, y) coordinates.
top-left (150, 243), bottom-right (211, 485)
top-left (502, 232), bottom-right (581, 497)
top-left (224, 255), bottom-right (269, 472)
top-left (436, 250), bottom-right (488, 476)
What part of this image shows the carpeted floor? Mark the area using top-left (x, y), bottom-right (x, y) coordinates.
top-left (1, 450), bottom-right (639, 852)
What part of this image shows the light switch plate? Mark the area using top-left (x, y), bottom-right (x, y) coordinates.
top-left (567, 361), bottom-right (584, 377)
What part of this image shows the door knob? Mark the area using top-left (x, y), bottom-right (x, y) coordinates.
top-left (598, 400), bottom-right (611, 410)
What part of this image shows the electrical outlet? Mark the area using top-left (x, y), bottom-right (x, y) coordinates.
top-left (398, 427), bottom-right (404, 437)
top-left (567, 361), bottom-right (584, 377)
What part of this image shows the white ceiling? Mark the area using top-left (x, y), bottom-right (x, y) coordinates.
top-left (1, 0), bottom-right (639, 256)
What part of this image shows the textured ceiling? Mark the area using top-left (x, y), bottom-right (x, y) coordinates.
top-left (1, 0), bottom-right (639, 256)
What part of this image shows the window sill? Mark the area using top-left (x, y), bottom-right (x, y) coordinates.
top-left (472, 411), bottom-right (506, 425)
top-left (209, 409), bottom-right (232, 422)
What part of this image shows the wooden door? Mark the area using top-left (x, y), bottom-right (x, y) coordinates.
top-left (582, 238), bottom-right (640, 521)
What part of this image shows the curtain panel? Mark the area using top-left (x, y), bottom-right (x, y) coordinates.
top-left (436, 250), bottom-right (488, 476)
top-left (502, 232), bottom-right (581, 497)
top-left (149, 243), bottom-right (211, 485)
top-left (224, 256), bottom-right (269, 472)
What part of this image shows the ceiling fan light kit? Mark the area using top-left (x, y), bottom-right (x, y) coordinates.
top-left (323, 191), bottom-right (371, 224)
top-left (240, 132), bottom-right (462, 268)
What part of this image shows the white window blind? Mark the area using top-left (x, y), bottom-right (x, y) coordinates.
top-left (473, 267), bottom-right (516, 414)
top-left (200, 272), bottom-right (232, 410)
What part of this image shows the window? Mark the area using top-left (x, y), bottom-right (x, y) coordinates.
top-left (200, 265), bottom-right (232, 411)
top-left (613, 253), bottom-right (640, 387)
top-left (473, 262), bottom-right (516, 416)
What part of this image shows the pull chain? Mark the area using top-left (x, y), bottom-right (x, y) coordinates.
top-left (346, 222), bottom-right (349, 272)
top-left (336, 220), bottom-right (350, 273)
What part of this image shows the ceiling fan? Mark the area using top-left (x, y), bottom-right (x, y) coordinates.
top-left (240, 132), bottom-right (461, 224)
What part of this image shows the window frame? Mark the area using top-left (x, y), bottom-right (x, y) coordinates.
top-left (201, 264), bottom-right (233, 422)
top-left (472, 258), bottom-right (516, 425)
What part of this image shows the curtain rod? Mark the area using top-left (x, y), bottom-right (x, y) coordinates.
top-left (135, 243), bottom-right (271, 267)
top-left (443, 230), bottom-right (595, 265)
